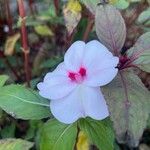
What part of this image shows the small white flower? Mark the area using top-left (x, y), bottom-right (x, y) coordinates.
top-left (37, 40), bottom-right (119, 124)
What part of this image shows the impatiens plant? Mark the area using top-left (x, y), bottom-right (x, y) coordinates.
top-left (0, 1), bottom-right (150, 150)
top-left (37, 40), bottom-right (119, 124)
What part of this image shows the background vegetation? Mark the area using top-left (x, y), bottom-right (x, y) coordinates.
top-left (0, 0), bottom-right (150, 150)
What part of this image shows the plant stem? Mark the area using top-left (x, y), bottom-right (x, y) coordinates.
top-left (17, 0), bottom-right (31, 87)
top-left (53, 0), bottom-right (59, 16)
top-left (83, 17), bottom-right (94, 42)
top-left (65, 31), bottom-right (76, 49)
top-left (29, 0), bottom-right (34, 15)
top-left (119, 71), bottom-right (131, 142)
top-left (29, 0), bottom-right (37, 15)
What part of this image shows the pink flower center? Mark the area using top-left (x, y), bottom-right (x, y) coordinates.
top-left (68, 67), bottom-right (86, 83)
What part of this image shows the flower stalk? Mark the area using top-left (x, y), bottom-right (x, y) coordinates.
top-left (82, 16), bottom-right (94, 42)
top-left (17, 0), bottom-right (31, 87)
top-left (53, 0), bottom-right (59, 16)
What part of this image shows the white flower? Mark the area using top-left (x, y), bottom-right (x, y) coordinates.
top-left (37, 40), bottom-right (119, 124)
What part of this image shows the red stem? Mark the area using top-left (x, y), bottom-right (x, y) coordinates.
top-left (17, 0), bottom-right (31, 87)
top-left (29, 0), bottom-right (34, 15)
top-left (83, 17), bottom-right (94, 42)
top-left (65, 31), bottom-right (76, 49)
top-left (53, 0), bottom-right (59, 16)
top-left (29, 0), bottom-right (37, 15)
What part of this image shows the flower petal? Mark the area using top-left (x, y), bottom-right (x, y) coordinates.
top-left (83, 87), bottom-right (109, 120)
top-left (83, 53), bottom-right (119, 87)
top-left (50, 85), bottom-right (85, 124)
top-left (64, 41), bottom-right (85, 71)
top-left (82, 40), bottom-right (113, 68)
top-left (44, 62), bottom-right (67, 82)
top-left (84, 68), bottom-right (118, 87)
top-left (37, 63), bottom-right (77, 100)
top-left (50, 85), bottom-right (109, 124)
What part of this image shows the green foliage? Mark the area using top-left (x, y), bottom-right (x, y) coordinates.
top-left (34, 25), bottom-right (54, 36)
top-left (40, 57), bottom-right (63, 69)
top-left (79, 118), bottom-right (115, 150)
top-left (137, 8), bottom-right (150, 26)
top-left (0, 1), bottom-right (150, 149)
top-left (114, 0), bottom-right (129, 9)
top-left (95, 4), bottom-right (126, 55)
top-left (80, 0), bottom-right (130, 13)
top-left (39, 119), bottom-right (77, 150)
top-left (24, 120), bottom-right (43, 140)
top-left (130, 0), bottom-right (141, 2)
top-left (0, 123), bottom-right (16, 138)
top-left (0, 139), bottom-right (33, 150)
top-left (0, 85), bottom-right (50, 120)
top-left (134, 51), bottom-right (150, 72)
top-left (0, 75), bottom-right (9, 87)
top-left (102, 70), bottom-right (150, 147)
top-left (38, 1), bottom-right (56, 19)
top-left (127, 32), bottom-right (150, 72)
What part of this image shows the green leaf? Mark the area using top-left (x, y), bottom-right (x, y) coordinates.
top-left (134, 51), bottom-right (150, 72)
top-left (25, 120), bottom-right (43, 140)
top-left (17, 16), bottom-right (41, 28)
top-left (40, 57), bottom-right (63, 69)
top-left (95, 4), bottom-right (126, 55)
top-left (102, 70), bottom-right (150, 147)
top-left (79, 118), bottom-right (114, 150)
top-left (34, 25), bottom-right (54, 36)
top-left (127, 32), bottom-right (150, 72)
top-left (0, 123), bottom-right (16, 138)
top-left (39, 119), bottom-right (77, 150)
top-left (80, 0), bottom-right (129, 13)
top-left (130, 0), bottom-right (141, 2)
top-left (0, 138), bottom-right (33, 150)
top-left (0, 75), bottom-right (9, 87)
top-left (137, 8), bottom-right (150, 26)
top-left (114, 0), bottom-right (129, 10)
top-left (0, 85), bottom-right (50, 120)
